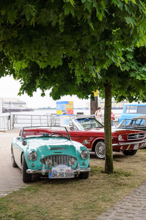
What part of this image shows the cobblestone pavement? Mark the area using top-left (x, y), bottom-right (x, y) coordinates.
top-left (97, 181), bottom-right (146, 220)
top-left (0, 130), bottom-right (29, 197)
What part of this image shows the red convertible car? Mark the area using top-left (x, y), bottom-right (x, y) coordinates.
top-left (66, 116), bottom-right (146, 159)
top-left (19, 116), bottom-right (146, 159)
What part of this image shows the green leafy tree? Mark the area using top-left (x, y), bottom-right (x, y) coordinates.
top-left (0, 0), bottom-right (145, 173)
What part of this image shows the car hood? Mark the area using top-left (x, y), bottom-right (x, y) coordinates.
top-left (111, 127), bottom-right (145, 135)
top-left (26, 138), bottom-right (86, 157)
top-left (86, 127), bottom-right (145, 135)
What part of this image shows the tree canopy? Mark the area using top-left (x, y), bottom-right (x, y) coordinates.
top-left (0, 0), bottom-right (146, 173)
top-left (0, 0), bottom-right (145, 99)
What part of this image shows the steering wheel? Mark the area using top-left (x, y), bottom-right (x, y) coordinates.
top-left (50, 132), bottom-right (63, 137)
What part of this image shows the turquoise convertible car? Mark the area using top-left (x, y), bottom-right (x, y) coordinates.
top-left (11, 126), bottom-right (91, 182)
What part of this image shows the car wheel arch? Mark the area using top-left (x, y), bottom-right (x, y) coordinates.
top-left (92, 139), bottom-right (104, 152)
top-left (11, 144), bottom-right (18, 168)
top-left (11, 144), bottom-right (13, 153)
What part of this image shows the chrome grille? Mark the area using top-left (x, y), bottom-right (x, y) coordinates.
top-left (128, 133), bottom-right (145, 140)
top-left (40, 155), bottom-right (77, 166)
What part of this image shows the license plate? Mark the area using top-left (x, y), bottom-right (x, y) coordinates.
top-left (49, 172), bottom-right (74, 179)
top-left (52, 165), bottom-right (71, 173)
top-left (49, 165), bottom-right (74, 179)
top-left (134, 143), bottom-right (139, 150)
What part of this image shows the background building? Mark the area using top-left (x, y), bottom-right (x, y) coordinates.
top-left (2, 98), bottom-right (29, 112)
top-left (98, 98), bottom-right (129, 109)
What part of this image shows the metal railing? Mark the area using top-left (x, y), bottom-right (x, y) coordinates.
top-left (11, 114), bottom-right (85, 128)
top-left (0, 112), bottom-right (120, 131)
top-left (11, 114), bottom-right (51, 128)
top-left (0, 115), bottom-right (11, 131)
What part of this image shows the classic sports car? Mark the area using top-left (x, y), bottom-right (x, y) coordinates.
top-left (116, 116), bottom-right (146, 149)
top-left (65, 116), bottom-right (146, 159)
top-left (11, 126), bottom-right (91, 182)
top-left (117, 116), bottom-right (146, 131)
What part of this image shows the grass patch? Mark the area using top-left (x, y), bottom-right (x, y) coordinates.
top-left (110, 170), bottom-right (131, 177)
top-left (1, 149), bottom-right (146, 220)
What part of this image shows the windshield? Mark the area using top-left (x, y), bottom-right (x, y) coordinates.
top-left (118, 119), bottom-right (131, 128)
top-left (131, 119), bottom-right (146, 127)
top-left (73, 118), bottom-right (103, 130)
top-left (118, 118), bottom-right (146, 128)
top-left (21, 126), bottom-right (70, 140)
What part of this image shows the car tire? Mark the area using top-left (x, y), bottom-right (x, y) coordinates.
top-left (122, 150), bottom-right (137, 156)
top-left (11, 145), bottom-right (18, 168)
top-left (79, 172), bottom-right (89, 179)
top-left (22, 154), bottom-right (32, 182)
top-left (94, 141), bottom-right (105, 159)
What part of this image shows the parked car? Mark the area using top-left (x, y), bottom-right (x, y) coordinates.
top-left (66, 116), bottom-right (146, 159)
top-left (119, 103), bottom-right (146, 123)
top-left (11, 126), bottom-right (91, 182)
top-left (116, 116), bottom-right (146, 148)
top-left (117, 116), bottom-right (146, 131)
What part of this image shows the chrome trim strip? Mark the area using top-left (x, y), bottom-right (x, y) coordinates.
top-left (50, 148), bottom-right (65, 150)
top-left (112, 139), bottom-right (146, 147)
top-left (26, 167), bottom-right (91, 174)
top-left (72, 118), bottom-right (84, 130)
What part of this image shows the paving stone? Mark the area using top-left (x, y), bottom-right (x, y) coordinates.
top-left (97, 217), bottom-right (108, 220)
top-left (0, 131), bottom-right (28, 197)
top-left (133, 218), bottom-right (146, 220)
top-left (109, 216), bottom-right (130, 220)
top-left (125, 210), bottom-right (139, 214)
top-left (97, 179), bottom-right (146, 219)
top-left (116, 209), bottom-right (130, 213)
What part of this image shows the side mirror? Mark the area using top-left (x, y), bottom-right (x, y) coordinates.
top-left (22, 140), bottom-right (27, 146)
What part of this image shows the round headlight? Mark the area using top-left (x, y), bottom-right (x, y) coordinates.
top-left (28, 151), bottom-right (38, 161)
top-left (69, 157), bottom-right (76, 166)
top-left (80, 150), bottom-right (90, 160)
top-left (45, 159), bottom-right (52, 167)
top-left (118, 135), bottom-right (122, 141)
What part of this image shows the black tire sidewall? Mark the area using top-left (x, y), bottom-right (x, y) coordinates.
top-left (123, 150), bottom-right (137, 156)
top-left (79, 172), bottom-right (89, 179)
top-left (22, 154), bottom-right (31, 182)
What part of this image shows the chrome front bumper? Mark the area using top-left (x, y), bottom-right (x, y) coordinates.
top-left (112, 139), bottom-right (146, 147)
top-left (26, 167), bottom-right (91, 175)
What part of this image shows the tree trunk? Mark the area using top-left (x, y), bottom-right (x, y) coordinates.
top-left (90, 96), bottom-right (98, 114)
top-left (104, 82), bottom-right (114, 173)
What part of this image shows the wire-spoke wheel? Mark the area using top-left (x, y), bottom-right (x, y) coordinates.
top-left (95, 141), bottom-right (105, 159)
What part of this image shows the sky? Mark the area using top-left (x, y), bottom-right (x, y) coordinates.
top-left (0, 76), bottom-right (90, 109)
